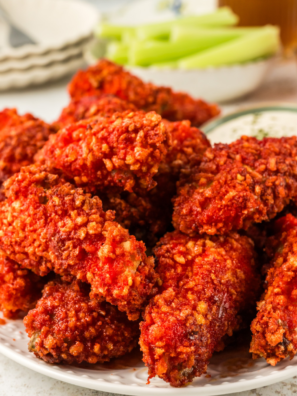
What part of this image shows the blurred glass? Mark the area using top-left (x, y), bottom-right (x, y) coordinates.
top-left (218, 0), bottom-right (297, 57)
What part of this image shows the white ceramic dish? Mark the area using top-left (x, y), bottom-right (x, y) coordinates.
top-left (0, 39), bottom-right (90, 73)
top-left (0, 0), bottom-right (99, 60)
top-left (202, 102), bottom-right (297, 143)
top-left (85, 0), bottom-right (275, 102)
top-left (1, 314), bottom-right (297, 396)
top-left (0, 56), bottom-right (85, 90)
top-left (84, 42), bottom-right (274, 103)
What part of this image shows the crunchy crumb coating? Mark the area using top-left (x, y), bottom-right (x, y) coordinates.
top-left (0, 165), bottom-right (158, 320)
top-left (162, 119), bottom-right (211, 177)
top-left (140, 231), bottom-right (260, 387)
top-left (0, 255), bottom-right (46, 318)
top-left (0, 108), bottom-right (54, 195)
top-left (36, 111), bottom-right (169, 192)
top-left (173, 136), bottom-right (297, 236)
top-left (24, 279), bottom-right (139, 364)
top-left (101, 184), bottom-right (172, 249)
top-left (53, 95), bottom-right (137, 130)
top-left (101, 121), bottom-right (210, 247)
top-left (250, 214), bottom-right (297, 365)
top-left (67, 59), bottom-right (220, 127)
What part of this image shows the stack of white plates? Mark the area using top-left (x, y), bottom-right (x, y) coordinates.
top-left (0, 0), bottom-right (99, 90)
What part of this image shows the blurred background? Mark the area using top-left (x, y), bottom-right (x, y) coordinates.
top-left (0, 0), bottom-right (296, 122)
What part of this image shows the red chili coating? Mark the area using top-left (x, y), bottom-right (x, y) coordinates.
top-left (173, 136), bottom-right (297, 236)
top-left (0, 165), bottom-right (158, 320)
top-left (140, 231), bottom-right (260, 387)
top-left (0, 255), bottom-right (46, 318)
top-left (101, 121), bottom-right (210, 247)
top-left (24, 279), bottom-right (139, 364)
top-left (0, 108), bottom-right (54, 199)
top-left (53, 95), bottom-right (137, 130)
top-left (67, 59), bottom-right (220, 127)
top-left (36, 111), bottom-right (170, 192)
top-left (250, 213), bottom-right (297, 365)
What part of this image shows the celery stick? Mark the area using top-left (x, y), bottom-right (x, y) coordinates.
top-left (106, 41), bottom-right (129, 65)
top-left (129, 31), bottom-right (243, 66)
top-left (121, 30), bottom-right (136, 44)
top-left (178, 25), bottom-right (280, 69)
top-left (151, 60), bottom-right (178, 69)
top-left (95, 23), bottom-right (135, 40)
top-left (171, 26), bottom-right (261, 43)
top-left (136, 7), bottom-right (238, 40)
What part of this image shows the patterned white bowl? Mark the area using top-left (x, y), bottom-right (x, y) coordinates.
top-left (84, 41), bottom-right (275, 103)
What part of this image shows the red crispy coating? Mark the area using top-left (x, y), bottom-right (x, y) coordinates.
top-left (140, 231), bottom-right (260, 387)
top-left (53, 95), bottom-right (137, 130)
top-left (0, 255), bottom-right (46, 318)
top-left (101, 121), bottom-right (210, 247)
top-left (36, 111), bottom-right (170, 192)
top-left (24, 279), bottom-right (139, 364)
top-left (0, 165), bottom-right (158, 320)
top-left (67, 59), bottom-right (220, 127)
top-left (0, 108), bottom-right (54, 196)
top-left (101, 184), bottom-right (172, 249)
top-left (173, 136), bottom-right (297, 236)
top-left (250, 214), bottom-right (297, 365)
top-left (162, 119), bottom-right (211, 177)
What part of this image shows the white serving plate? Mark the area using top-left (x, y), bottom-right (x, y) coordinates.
top-left (1, 314), bottom-right (297, 396)
top-left (0, 55), bottom-right (85, 90)
top-left (0, 0), bottom-right (98, 60)
top-left (0, 39), bottom-right (90, 73)
top-left (202, 102), bottom-right (297, 143)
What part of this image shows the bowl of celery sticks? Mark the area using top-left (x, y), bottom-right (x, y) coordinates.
top-left (85, 7), bottom-right (280, 102)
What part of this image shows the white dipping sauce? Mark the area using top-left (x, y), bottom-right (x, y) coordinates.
top-left (206, 110), bottom-right (297, 145)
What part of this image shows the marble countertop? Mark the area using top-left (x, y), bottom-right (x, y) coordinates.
top-left (1, 1), bottom-right (297, 395)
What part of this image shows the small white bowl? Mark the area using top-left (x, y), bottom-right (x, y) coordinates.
top-left (84, 41), bottom-right (275, 103)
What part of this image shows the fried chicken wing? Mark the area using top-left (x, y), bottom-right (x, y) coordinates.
top-left (250, 214), bottom-right (297, 365)
top-left (0, 108), bottom-right (54, 199)
top-left (0, 255), bottom-right (46, 318)
top-left (36, 111), bottom-right (169, 192)
top-left (101, 120), bottom-right (210, 247)
top-left (140, 231), bottom-right (260, 387)
top-left (68, 59), bottom-right (220, 127)
top-left (0, 165), bottom-right (158, 320)
top-left (54, 95), bottom-right (137, 130)
top-left (173, 136), bottom-right (297, 236)
top-left (24, 279), bottom-right (139, 364)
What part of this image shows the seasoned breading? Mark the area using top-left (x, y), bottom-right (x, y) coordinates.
top-left (24, 279), bottom-right (139, 364)
top-left (0, 255), bottom-right (46, 318)
top-left (0, 165), bottom-right (158, 320)
top-left (101, 120), bottom-right (210, 247)
top-left (250, 214), bottom-right (297, 365)
top-left (173, 136), bottom-right (297, 236)
top-left (0, 108), bottom-right (54, 199)
top-left (67, 59), bottom-right (220, 127)
top-left (140, 231), bottom-right (260, 387)
top-left (54, 95), bottom-right (137, 130)
top-left (36, 111), bottom-right (170, 192)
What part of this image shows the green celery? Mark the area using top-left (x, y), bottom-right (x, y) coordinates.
top-left (171, 26), bottom-right (261, 43)
top-left (178, 25), bottom-right (280, 69)
top-left (95, 23), bottom-right (135, 40)
top-left (129, 29), bottom-right (245, 66)
top-left (106, 41), bottom-right (129, 65)
top-left (135, 7), bottom-right (238, 40)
